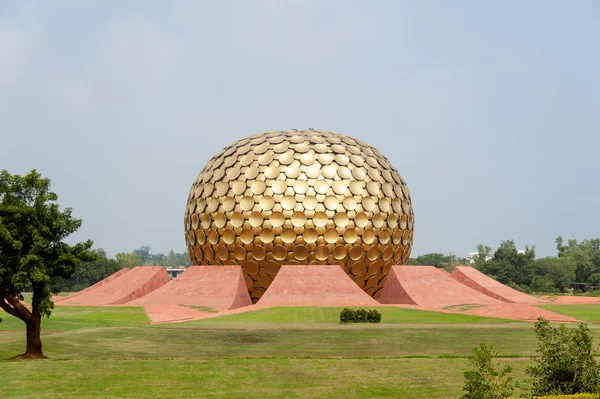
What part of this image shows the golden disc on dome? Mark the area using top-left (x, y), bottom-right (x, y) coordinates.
top-left (300, 153), bottom-right (316, 166)
top-left (324, 228), bottom-right (339, 244)
top-left (214, 213), bottom-right (226, 228)
top-left (259, 196), bottom-right (275, 211)
top-left (362, 197), bottom-right (375, 212)
top-left (285, 165), bottom-right (301, 179)
top-left (281, 195), bottom-right (297, 210)
top-left (313, 212), bottom-right (328, 227)
top-left (314, 180), bottom-right (329, 194)
top-left (279, 152), bottom-right (294, 165)
top-left (332, 181), bottom-right (347, 195)
top-left (355, 212), bottom-right (368, 228)
top-left (342, 197), bottom-right (357, 211)
top-left (303, 228), bottom-right (318, 243)
top-left (259, 228), bottom-right (275, 243)
top-left (271, 180), bottom-right (287, 195)
top-left (240, 196), bottom-right (254, 211)
top-left (321, 165), bottom-right (336, 179)
top-left (333, 245), bottom-right (347, 260)
top-left (281, 228), bottom-right (296, 244)
top-left (293, 179), bottom-right (309, 194)
top-left (232, 181), bottom-right (246, 195)
top-left (294, 245), bottom-right (309, 260)
top-left (240, 229), bottom-right (254, 244)
top-left (272, 245), bottom-right (287, 261)
top-left (306, 165), bottom-right (321, 179)
top-left (269, 212), bottom-right (285, 227)
top-left (324, 196), bottom-right (339, 211)
top-left (233, 246), bottom-right (246, 260)
top-left (337, 166), bottom-right (351, 179)
top-left (258, 153), bottom-right (273, 165)
top-left (302, 196), bottom-right (318, 210)
top-left (291, 212), bottom-right (307, 227)
top-left (249, 212), bottom-right (264, 227)
top-left (334, 212), bottom-right (349, 228)
top-left (315, 245), bottom-right (330, 261)
top-left (264, 166), bottom-right (280, 179)
top-left (251, 180), bottom-right (266, 195)
top-left (343, 229), bottom-right (358, 244)
top-left (362, 229), bottom-right (375, 245)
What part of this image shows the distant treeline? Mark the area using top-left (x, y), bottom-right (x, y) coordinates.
top-left (408, 237), bottom-right (600, 294)
top-left (56, 246), bottom-right (191, 292)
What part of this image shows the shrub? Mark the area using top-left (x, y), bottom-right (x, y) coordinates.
top-left (339, 308), bottom-right (382, 324)
top-left (461, 342), bottom-right (516, 399)
top-left (526, 317), bottom-right (600, 396)
top-left (509, 394), bottom-right (599, 398)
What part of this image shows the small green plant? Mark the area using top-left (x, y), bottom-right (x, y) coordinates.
top-left (526, 317), bottom-right (600, 396)
top-left (460, 342), bottom-right (516, 399)
top-left (339, 308), bottom-right (382, 324)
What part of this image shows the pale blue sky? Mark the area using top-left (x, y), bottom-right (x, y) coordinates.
top-left (1, 1), bottom-right (599, 258)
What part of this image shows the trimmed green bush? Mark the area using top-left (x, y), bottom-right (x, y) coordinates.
top-left (339, 307), bottom-right (382, 324)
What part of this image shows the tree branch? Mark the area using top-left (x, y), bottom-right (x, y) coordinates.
top-left (0, 296), bottom-right (21, 318)
top-left (0, 288), bottom-right (32, 321)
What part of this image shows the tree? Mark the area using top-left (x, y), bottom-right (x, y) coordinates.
top-left (407, 252), bottom-right (464, 272)
top-left (534, 257), bottom-right (575, 292)
top-left (527, 317), bottom-right (600, 395)
top-left (133, 245), bottom-right (151, 263)
top-left (556, 236), bottom-right (600, 283)
top-left (461, 342), bottom-right (516, 399)
top-left (0, 170), bottom-right (95, 359)
top-left (56, 248), bottom-right (119, 292)
top-left (115, 252), bottom-right (142, 269)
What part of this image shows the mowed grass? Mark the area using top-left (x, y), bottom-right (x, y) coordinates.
top-left (1, 305), bottom-right (599, 398)
top-left (539, 304), bottom-right (600, 323)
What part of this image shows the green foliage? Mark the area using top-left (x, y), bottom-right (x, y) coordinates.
top-left (56, 248), bottom-right (120, 292)
top-left (556, 236), bottom-right (600, 283)
top-left (586, 273), bottom-right (600, 286)
top-left (510, 394), bottom-right (599, 399)
top-left (461, 342), bottom-right (516, 399)
top-left (526, 317), bottom-right (600, 396)
top-left (408, 252), bottom-right (466, 272)
top-left (530, 275), bottom-right (558, 294)
top-left (0, 169), bottom-right (95, 320)
top-left (339, 307), bottom-right (382, 324)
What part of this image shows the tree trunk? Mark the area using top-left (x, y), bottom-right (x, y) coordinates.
top-left (23, 316), bottom-right (45, 359)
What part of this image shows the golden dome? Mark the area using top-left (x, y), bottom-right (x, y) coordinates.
top-left (184, 129), bottom-right (414, 302)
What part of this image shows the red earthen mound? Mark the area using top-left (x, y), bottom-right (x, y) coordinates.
top-left (129, 265), bottom-right (251, 311)
top-left (59, 266), bottom-right (169, 306)
top-left (451, 266), bottom-right (540, 303)
top-left (378, 266), bottom-right (501, 307)
top-left (258, 265), bottom-right (379, 306)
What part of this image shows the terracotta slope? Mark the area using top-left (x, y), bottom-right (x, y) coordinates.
top-left (258, 265), bottom-right (379, 306)
top-left (54, 268), bottom-right (130, 302)
top-left (378, 266), bottom-right (501, 307)
top-left (451, 266), bottom-right (539, 303)
top-left (129, 266), bottom-right (252, 311)
top-left (59, 266), bottom-right (169, 306)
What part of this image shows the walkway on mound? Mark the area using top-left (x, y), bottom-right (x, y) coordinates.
top-left (451, 266), bottom-right (540, 303)
top-left (379, 266), bottom-right (501, 307)
top-left (463, 303), bottom-right (579, 322)
top-left (258, 265), bottom-right (379, 306)
top-left (59, 266), bottom-right (169, 306)
top-left (129, 266), bottom-right (252, 323)
top-left (539, 295), bottom-right (600, 304)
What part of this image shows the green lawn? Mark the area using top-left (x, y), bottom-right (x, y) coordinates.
top-left (538, 304), bottom-right (600, 323)
top-left (1, 305), bottom-right (598, 398)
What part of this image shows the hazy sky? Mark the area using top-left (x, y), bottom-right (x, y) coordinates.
top-left (1, 1), bottom-right (599, 258)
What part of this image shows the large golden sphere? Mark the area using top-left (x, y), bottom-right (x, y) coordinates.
top-left (184, 129), bottom-right (414, 302)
